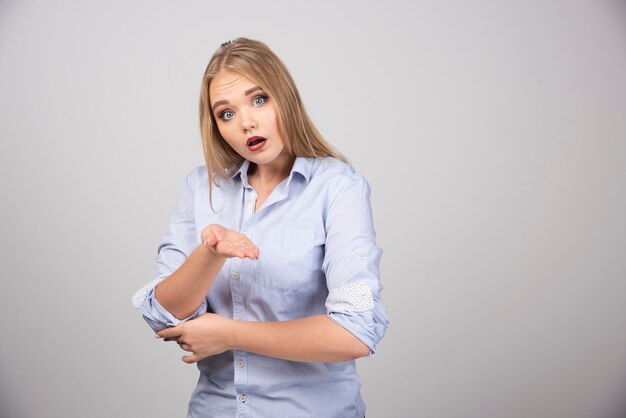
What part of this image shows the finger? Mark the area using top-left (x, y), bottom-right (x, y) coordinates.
top-left (179, 343), bottom-right (192, 351)
top-left (221, 241), bottom-right (244, 258)
top-left (156, 327), bottom-right (182, 339)
top-left (182, 354), bottom-right (198, 364)
top-left (244, 240), bottom-right (258, 251)
top-left (244, 240), bottom-right (259, 255)
top-left (244, 247), bottom-right (259, 260)
top-left (212, 228), bottom-right (224, 242)
top-left (241, 239), bottom-right (257, 249)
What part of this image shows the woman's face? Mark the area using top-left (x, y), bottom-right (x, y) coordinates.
top-left (210, 70), bottom-right (289, 170)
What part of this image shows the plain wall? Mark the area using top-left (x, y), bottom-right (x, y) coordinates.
top-left (1, 1), bottom-right (625, 417)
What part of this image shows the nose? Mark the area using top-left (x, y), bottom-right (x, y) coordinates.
top-left (241, 112), bottom-right (257, 133)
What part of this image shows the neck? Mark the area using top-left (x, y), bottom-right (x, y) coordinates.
top-left (248, 152), bottom-right (296, 189)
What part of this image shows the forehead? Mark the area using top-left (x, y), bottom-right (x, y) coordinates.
top-left (209, 70), bottom-right (258, 103)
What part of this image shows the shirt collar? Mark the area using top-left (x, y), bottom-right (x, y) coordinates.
top-left (232, 157), bottom-right (312, 187)
top-left (290, 156), bottom-right (312, 184)
top-left (233, 159), bottom-right (252, 187)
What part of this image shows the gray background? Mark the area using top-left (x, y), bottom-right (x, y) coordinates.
top-left (1, 1), bottom-right (625, 417)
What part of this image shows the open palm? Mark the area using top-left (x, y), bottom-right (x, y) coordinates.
top-left (201, 224), bottom-right (259, 260)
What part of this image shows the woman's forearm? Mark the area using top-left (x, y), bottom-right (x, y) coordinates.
top-left (230, 315), bottom-right (370, 362)
top-left (155, 245), bottom-right (225, 319)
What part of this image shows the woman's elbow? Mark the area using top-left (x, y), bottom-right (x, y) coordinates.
top-left (349, 339), bottom-right (371, 359)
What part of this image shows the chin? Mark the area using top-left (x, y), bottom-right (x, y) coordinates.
top-left (250, 155), bottom-right (279, 166)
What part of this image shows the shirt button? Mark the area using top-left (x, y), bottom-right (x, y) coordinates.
top-left (356, 250), bottom-right (365, 257)
top-left (246, 198), bottom-right (253, 204)
top-left (231, 272), bottom-right (240, 280)
top-left (237, 360), bottom-right (244, 367)
top-left (239, 394), bottom-right (247, 403)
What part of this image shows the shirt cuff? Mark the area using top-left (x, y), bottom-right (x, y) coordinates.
top-left (325, 281), bottom-right (388, 355)
top-left (328, 310), bottom-right (380, 356)
top-left (132, 274), bottom-right (208, 333)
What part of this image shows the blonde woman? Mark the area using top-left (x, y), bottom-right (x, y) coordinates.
top-left (132, 38), bottom-right (388, 418)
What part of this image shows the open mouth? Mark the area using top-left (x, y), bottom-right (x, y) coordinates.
top-left (247, 136), bottom-right (267, 150)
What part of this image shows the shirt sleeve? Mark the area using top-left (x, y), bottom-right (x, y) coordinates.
top-left (323, 175), bottom-right (389, 355)
top-left (131, 170), bottom-right (209, 333)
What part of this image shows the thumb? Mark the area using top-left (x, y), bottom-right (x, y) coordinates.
top-left (182, 354), bottom-right (198, 364)
top-left (203, 230), bottom-right (218, 247)
top-left (156, 326), bottom-right (181, 339)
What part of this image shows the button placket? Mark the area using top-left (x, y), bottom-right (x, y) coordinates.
top-left (236, 396), bottom-right (250, 418)
top-left (233, 188), bottom-right (255, 413)
top-left (243, 188), bottom-right (257, 221)
top-left (230, 257), bottom-right (246, 342)
top-left (234, 350), bottom-right (249, 398)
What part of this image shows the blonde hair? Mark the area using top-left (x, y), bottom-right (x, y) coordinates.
top-left (199, 38), bottom-right (347, 206)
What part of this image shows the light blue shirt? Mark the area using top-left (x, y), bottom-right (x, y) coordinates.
top-left (132, 156), bottom-right (388, 418)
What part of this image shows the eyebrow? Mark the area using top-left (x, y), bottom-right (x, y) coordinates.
top-left (211, 86), bottom-right (264, 113)
top-left (244, 86), bottom-right (263, 96)
top-left (212, 100), bottom-right (228, 112)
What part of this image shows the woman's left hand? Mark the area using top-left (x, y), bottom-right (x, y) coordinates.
top-left (156, 313), bottom-right (235, 364)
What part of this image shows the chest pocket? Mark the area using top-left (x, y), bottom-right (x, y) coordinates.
top-left (255, 227), bottom-right (314, 292)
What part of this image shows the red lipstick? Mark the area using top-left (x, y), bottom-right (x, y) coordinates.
top-left (247, 136), bottom-right (267, 151)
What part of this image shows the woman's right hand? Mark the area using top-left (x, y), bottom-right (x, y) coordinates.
top-left (200, 224), bottom-right (260, 260)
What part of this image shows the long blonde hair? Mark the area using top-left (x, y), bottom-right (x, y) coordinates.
top-left (199, 38), bottom-right (347, 206)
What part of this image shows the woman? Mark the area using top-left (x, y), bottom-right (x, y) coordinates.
top-left (132, 37), bottom-right (388, 418)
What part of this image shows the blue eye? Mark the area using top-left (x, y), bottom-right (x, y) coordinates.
top-left (219, 110), bottom-right (234, 121)
top-left (252, 95), bottom-right (268, 106)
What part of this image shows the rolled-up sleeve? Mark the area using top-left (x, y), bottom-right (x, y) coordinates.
top-left (323, 176), bottom-right (389, 355)
top-left (131, 170), bottom-right (208, 333)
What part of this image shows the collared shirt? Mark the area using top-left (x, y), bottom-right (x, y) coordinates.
top-left (132, 156), bottom-right (388, 418)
